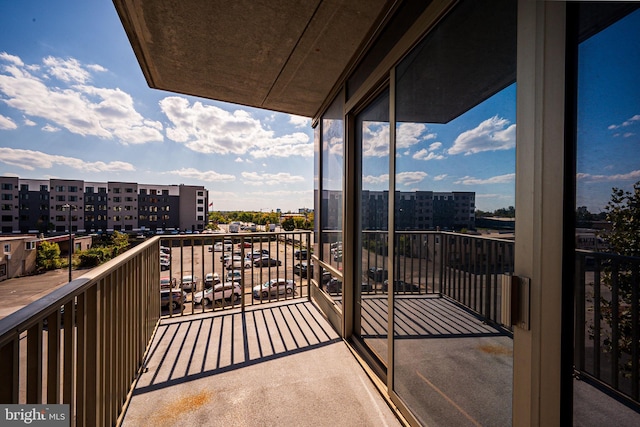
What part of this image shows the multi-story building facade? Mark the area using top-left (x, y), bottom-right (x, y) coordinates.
top-left (322, 189), bottom-right (475, 231)
top-left (0, 178), bottom-right (208, 234)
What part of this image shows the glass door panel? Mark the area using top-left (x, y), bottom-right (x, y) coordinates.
top-left (392, 1), bottom-right (516, 425)
top-left (354, 88), bottom-right (390, 366)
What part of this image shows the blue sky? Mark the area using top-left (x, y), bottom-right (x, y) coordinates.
top-left (1, 2), bottom-right (637, 216)
top-left (0, 0), bottom-right (314, 212)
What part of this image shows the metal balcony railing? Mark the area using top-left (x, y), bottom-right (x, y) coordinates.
top-left (157, 231), bottom-right (312, 317)
top-left (575, 249), bottom-right (640, 409)
top-left (0, 238), bottom-right (161, 426)
top-left (3, 229), bottom-right (637, 425)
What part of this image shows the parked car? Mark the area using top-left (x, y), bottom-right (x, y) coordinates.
top-left (161, 288), bottom-right (185, 311)
top-left (253, 278), bottom-right (296, 299)
top-left (180, 275), bottom-right (197, 291)
top-left (204, 272), bottom-right (220, 288)
top-left (254, 257), bottom-right (281, 267)
top-left (333, 250), bottom-right (342, 262)
top-left (160, 246), bottom-right (171, 255)
top-left (367, 267), bottom-right (388, 282)
top-left (225, 256), bottom-right (252, 270)
top-left (237, 241), bottom-right (252, 248)
top-left (294, 249), bottom-right (309, 260)
top-left (293, 261), bottom-right (313, 277)
top-left (226, 270), bottom-right (243, 283)
top-left (326, 278), bottom-right (342, 293)
top-left (160, 276), bottom-right (177, 289)
top-left (220, 250), bottom-right (243, 262)
top-left (213, 241), bottom-right (233, 252)
top-left (321, 271), bottom-right (332, 284)
top-left (382, 280), bottom-right (420, 293)
top-left (193, 281), bottom-right (242, 306)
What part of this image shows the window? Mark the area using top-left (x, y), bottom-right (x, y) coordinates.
top-left (197, 191), bottom-right (204, 196)
top-left (125, 197), bottom-right (134, 202)
top-left (197, 207), bottom-right (204, 212)
top-left (25, 241), bottom-right (36, 250)
top-left (68, 195), bottom-right (78, 202)
top-left (126, 188), bottom-right (133, 193)
top-left (55, 185), bottom-right (65, 192)
top-left (3, 244), bottom-right (10, 253)
top-left (1, 194), bottom-right (13, 200)
top-left (85, 186), bottom-right (94, 193)
top-left (1, 204), bottom-right (11, 211)
top-left (20, 184), bottom-right (28, 191)
top-left (113, 197), bottom-right (121, 202)
top-left (86, 205), bottom-right (94, 212)
top-left (19, 193), bottom-right (29, 200)
top-left (113, 188), bottom-right (121, 194)
top-left (69, 186), bottom-right (78, 192)
top-left (1, 183), bottom-right (13, 190)
top-left (55, 215), bottom-right (65, 222)
top-left (56, 195), bottom-right (66, 202)
top-left (98, 187), bottom-right (106, 193)
top-left (1, 215), bottom-right (12, 222)
top-left (139, 189), bottom-right (147, 195)
top-left (162, 189), bottom-right (169, 195)
top-left (197, 215), bottom-right (203, 221)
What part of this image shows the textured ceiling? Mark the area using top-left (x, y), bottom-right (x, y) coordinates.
top-left (113, 0), bottom-right (391, 118)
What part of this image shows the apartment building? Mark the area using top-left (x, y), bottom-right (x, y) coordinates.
top-left (0, 178), bottom-right (208, 234)
top-left (322, 189), bottom-right (475, 231)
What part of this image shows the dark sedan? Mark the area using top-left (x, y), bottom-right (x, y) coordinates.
top-left (254, 257), bottom-right (282, 267)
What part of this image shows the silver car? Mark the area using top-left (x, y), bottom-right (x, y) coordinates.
top-left (193, 281), bottom-right (242, 306)
top-left (253, 278), bottom-right (296, 299)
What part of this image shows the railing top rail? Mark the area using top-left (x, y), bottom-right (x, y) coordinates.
top-left (0, 236), bottom-right (160, 345)
top-left (576, 248), bottom-right (640, 261)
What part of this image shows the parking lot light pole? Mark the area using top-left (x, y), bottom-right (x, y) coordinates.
top-left (63, 204), bottom-right (72, 282)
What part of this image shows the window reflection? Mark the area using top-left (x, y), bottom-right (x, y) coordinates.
top-left (356, 89), bottom-right (390, 365)
top-left (320, 92), bottom-right (344, 298)
top-left (574, 6), bottom-right (640, 424)
top-left (392, 1), bottom-right (516, 425)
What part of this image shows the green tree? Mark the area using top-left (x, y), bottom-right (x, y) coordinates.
top-left (593, 181), bottom-right (640, 378)
top-left (36, 240), bottom-right (62, 271)
top-left (111, 231), bottom-right (130, 255)
top-left (282, 217), bottom-right (295, 231)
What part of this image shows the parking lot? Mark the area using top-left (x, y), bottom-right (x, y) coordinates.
top-left (159, 236), bottom-right (313, 315)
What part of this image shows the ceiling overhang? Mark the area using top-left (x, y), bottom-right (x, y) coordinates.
top-left (113, 0), bottom-right (392, 118)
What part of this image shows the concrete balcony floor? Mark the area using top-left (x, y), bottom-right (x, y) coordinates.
top-left (122, 300), bottom-right (401, 427)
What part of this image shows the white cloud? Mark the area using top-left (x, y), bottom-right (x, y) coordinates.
top-left (396, 122), bottom-right (435, 149)
top-left (234, 157), bottom-right (244, 163)
top-left (362, 122), bottom-right (390, 157)
top-left (362, 174), bottom-right (389, 185)
top-left (608, 114), bottom-right (640, 130)
top-left (160, 96), bottom-right (313, 157)
top-left (429, 142), bottom-right (442, 151)
top-left (166, 167), bottom-right (235, 182)
top-left (289, 114), bottom-right (310, 128)
top-left (42, 56), bottom-right (92, 83)
top-left (396, 171), bottom-right (428, 186)
top-left (0, 53), bottom-right (164, 144)
top-left (241, 171), bottom-right (305, 185)
top-left (23, 117), bottom-right (36, 126)
top-left (577, 169), bottom-right (640, 182)
top-left (412, 149), bottom-right (445, 161)
top-left (448, 116), bottom-right (516, 155)
top-left (454, 173), bottom-right (515, 185)
top-left (0, 114), bottom-right (17, 130)
top-left (42, 124), bottom-right (60, 132)
top-left (0, 147), bottom-right (135, 172)
top-left (0, 52), bottom-right (23, 66)
top-left (433, 174), bottom-right (448, 181)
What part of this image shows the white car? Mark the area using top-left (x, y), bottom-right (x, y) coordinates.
top-left (193, 281), bottom-right (242, 306)
top-left (225, 256), bottom-right (252, 270)
top-left (204, 272), bottom-right (220, 288)
top-left (253, 278), bottom-right (296, 299)
top-left (213, 241), bottom-right (233, 252)
top-left (180, 275), bottom-right (197, 291)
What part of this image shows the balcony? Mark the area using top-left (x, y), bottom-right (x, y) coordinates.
top-left (1, 232), bottom-right (638, 426)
